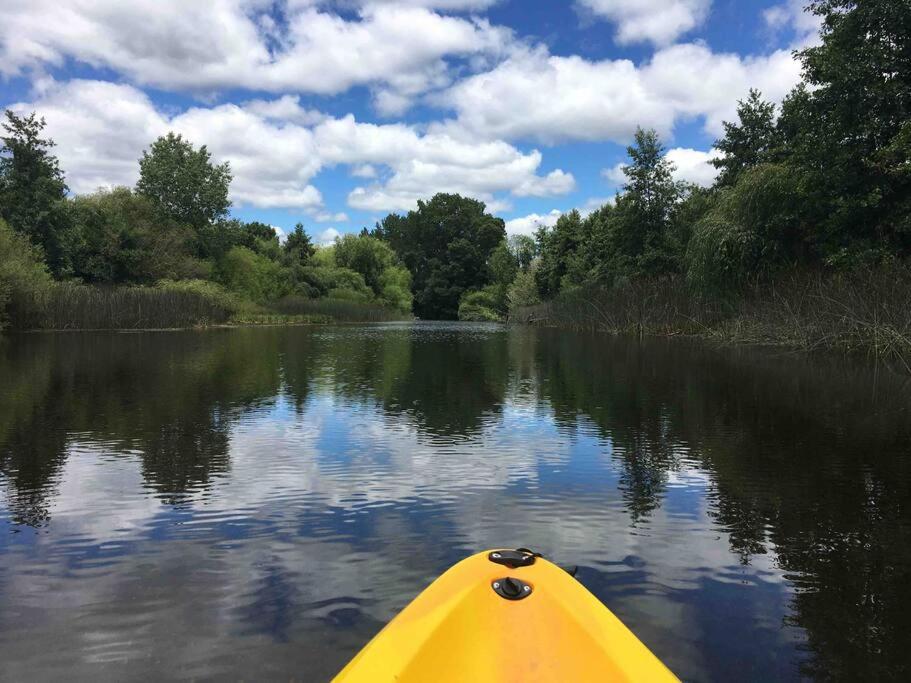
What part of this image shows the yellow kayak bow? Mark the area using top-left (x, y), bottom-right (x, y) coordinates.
top-left (333, 548), bottom-right (678, 682)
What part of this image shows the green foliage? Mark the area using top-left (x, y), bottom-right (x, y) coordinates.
top-left (217, 246), bottom-right (288, 302)
top-left (0, 110), bottom-right (72, 276)
top-left (297, 265), bottom-right (372, 302)
top-left (310, 244), bottom-right (335, 267)
top-left (534, 210), bottom-right (583, 299)
top-left (283, 223), bottom-right (315, 265)
top-left (457, 287), bottom-right (503, 322)
top-left (68, 187), bottom-right (201, 284)
top-left (377, 264), bottom-right (413, 313)
top-left (374, 193), bottom-right (505, 319)
top-left (509, 235), bottom-right (537, 272)
top-left (136, 132), bottom-right (232, 229)
top-left (334, 233), bottom-right (396, 294)
top-left (713, 90), bottom-right (780, 188)
top-left (782, 0), bottom-right (911, 258)
top-left (156, 278), bottom-right (243, 314)
top-left (489, 240), bottom-right (518, 289)
top-left (0, 218), bottom-right (52, 329)
top-left (534, 131), bottom-right (685, 300)
top-left (610, 128), bottom-right (684, 278)
top-left (507, 263), bottom-right (541, 310)
top-left (686, 164), bottom-right (806, 293)
top-left (21, 282), bottom-right (236, 330)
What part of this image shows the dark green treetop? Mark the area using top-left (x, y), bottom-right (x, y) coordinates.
top-left (374, 193), bottom-right (505, 319)
top-left (712, 89), bottom-right (779, 188)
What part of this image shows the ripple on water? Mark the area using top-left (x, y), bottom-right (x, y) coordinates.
top-left (1, 324), bottom-right (909, 681)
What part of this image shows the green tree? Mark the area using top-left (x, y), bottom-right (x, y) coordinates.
top-left (489, 240), bottom-right (518, 290)
top-left (136, 132), bottom-right (232, 229)
top-left (509, 234), bottom-right (537, 272)
top-left (374, 193), bottom-right (505, 319)
top-left (783, 0), bottom-right (911, 258)
top-left (712, 89), bottom-right (780, 188)
top-left (68, 187), bottom-right (199, 284)
top-left (457, 288), bottom-right (502, 321)
top-left (0, 218), bottom-right (52, 329)
top-left (334, 233), bottom-right (413, 312)
top-left (534, 210), bottom-right (583, 299)
top-left (610, 128), bottom-right (683, 278)
top-left (283, 223), bottom-right (315, 266)
top-left (334, 234), bottom-right (395, 294)
top-left (378, 264), bottom-right (413, 313)
top-left (686, 164), bottom-right (806, 292)
top-left (0, 110), bottom-right (71, 275)
top-left (507, 263), bottom-right (541, 310)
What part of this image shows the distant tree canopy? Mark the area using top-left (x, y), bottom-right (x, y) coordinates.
top-left (374, 193), bottom-right (505, 319)
top-left (137, 132), bottom-right (232, 229)
top-left (0, 116), bottom-right (414, 318)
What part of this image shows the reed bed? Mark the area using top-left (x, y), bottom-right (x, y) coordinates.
top-left (515, 264), bottom-right (911, 371)
top-left (272, 295), bottom-right (411, 322)
top-left (10, 283), bottom-right (235, 330)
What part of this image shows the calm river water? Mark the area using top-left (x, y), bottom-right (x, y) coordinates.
top-left (1, 323), bottom-right (910, 681)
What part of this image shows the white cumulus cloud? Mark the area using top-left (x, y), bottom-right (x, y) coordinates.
top-left (317, 227), bottom-right (341, 245)
top-left (9, 79), bottom-right (573, 215)
top-left (602, 146), bottom-right (718, 189)
top-left (665, 147), bottom-right (719, 187)
top-left (316, 212), bottom-right (350, 223)
top-left (439, 40), bottom-right (803, 144)
top-left (577, 0), bottom-right (712, 46)
top-left (504, 209), bottom-right (563, 237)
top-left (0, 1), bottom-right (512, 110)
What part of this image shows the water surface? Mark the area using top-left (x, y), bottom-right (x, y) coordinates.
top-left (1, 323), bottom-right (910, 681)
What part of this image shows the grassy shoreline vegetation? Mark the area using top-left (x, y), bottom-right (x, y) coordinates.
top-left (513, 266), bottom-right (911, 372)
top-left (1, 1), bottom-right (909, 370)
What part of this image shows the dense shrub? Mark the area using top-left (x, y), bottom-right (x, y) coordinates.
top-left (0, 218), bottom-right (52, 329)
top-left (217, 246), bottom-right (289, 302)
top-left (298, 265), bottom-right (372, 301)
top-left (68, 187), bottom-right (202, 284)
top-left (458, 288), bottom-right (502, 322)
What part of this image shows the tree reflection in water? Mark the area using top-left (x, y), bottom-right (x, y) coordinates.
top-left (0, 324), bottom-right (909, 680)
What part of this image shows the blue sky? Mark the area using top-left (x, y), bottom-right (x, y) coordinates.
top-left (0, 0), bottom-right (817, 242)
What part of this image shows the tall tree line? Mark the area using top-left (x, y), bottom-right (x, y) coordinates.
top-left (529, 0), bottom-right (910, 302)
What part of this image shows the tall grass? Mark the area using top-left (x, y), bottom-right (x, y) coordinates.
top-left (272, 295), bottom-right (412, 322)
top-left (722, 266), bottom-right (911, 372)
top-left (512, 276), bottom-right (727, 335)
top-left (514, 264), bottom-right (911, 371)
top-left (10, 282), bottom-right (235, 330)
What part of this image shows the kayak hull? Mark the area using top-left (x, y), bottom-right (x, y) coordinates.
top-left (333, 550), bottom-right (678, 682)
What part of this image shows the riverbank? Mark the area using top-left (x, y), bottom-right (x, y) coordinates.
top-left (513, 265), bottom-right (911, 373)
top-left (2, 281), bottom-right (410, 332)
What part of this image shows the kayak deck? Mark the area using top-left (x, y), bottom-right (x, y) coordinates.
top-left (333, 549), bottom-right (678, 682)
